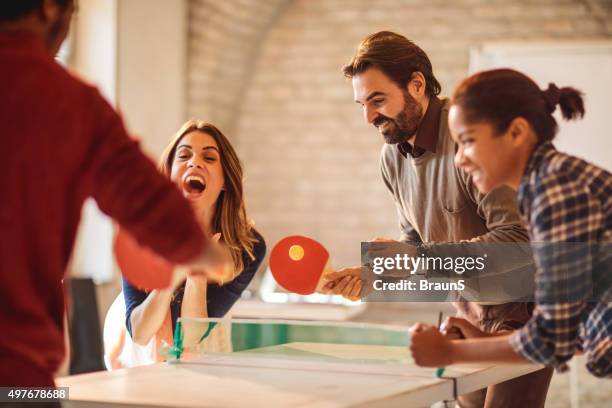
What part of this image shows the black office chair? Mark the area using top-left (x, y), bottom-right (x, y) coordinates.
top-left (66, 277), bottom-right (105, 374)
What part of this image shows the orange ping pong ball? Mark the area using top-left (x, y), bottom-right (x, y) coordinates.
top-left (289, 245), bottom-right (304, 261)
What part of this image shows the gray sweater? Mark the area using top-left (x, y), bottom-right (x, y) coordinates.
top-left (379, 97), bottom-right (535, 303)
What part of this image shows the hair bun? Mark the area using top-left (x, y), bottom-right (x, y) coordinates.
top-left (543, 83), bottom-right (560, 113)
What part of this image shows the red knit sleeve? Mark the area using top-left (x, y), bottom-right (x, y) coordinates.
top-left (84, 88), bottom-right (205, 263)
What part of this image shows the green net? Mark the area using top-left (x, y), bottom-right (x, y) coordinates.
top-left (159, 318), bottom-right (411, 367)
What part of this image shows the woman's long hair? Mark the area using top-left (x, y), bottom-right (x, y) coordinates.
top-left (159, 120), bottom-right (257, 281)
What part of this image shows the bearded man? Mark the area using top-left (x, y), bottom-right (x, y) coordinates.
top-left (323, 31), bottom-right (553, 408)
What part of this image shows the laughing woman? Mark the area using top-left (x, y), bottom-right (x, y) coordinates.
top-left (409, 69), bottom-right (611, 380)
top-left (120, 121), bottom-right (266, 363)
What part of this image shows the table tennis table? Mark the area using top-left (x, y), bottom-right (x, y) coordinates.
top-left (57, 319), bottom-right (541, 408)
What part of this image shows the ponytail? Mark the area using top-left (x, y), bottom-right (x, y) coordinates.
top-left (542, 83), bottom-right (585, 121)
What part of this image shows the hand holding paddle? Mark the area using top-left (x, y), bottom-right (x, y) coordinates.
top-left (320, 266), bottom-right (370, 300)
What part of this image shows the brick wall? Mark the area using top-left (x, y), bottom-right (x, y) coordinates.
top-left (188, 0), bottom-right (612, 269)
top-left (187, 0), bottom-right (288, 132)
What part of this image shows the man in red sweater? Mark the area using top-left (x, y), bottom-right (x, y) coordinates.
top-left (0, 0), bottom-right (215, 386)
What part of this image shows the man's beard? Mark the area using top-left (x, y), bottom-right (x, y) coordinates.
top-left (373, 92), bottom-right (423, 144)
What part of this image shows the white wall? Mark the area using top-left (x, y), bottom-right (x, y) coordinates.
top-left (470, 41), bottom-right (612, 171)
top-left (72, 0), bottom-right (117, 102)
top-left (68, 0), bottom-right (118, 281)
top-left (116, 0), bottom-right (188, 158)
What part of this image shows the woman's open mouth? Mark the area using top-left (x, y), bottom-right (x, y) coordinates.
top-left (182, 174), bottom-right (206, 198)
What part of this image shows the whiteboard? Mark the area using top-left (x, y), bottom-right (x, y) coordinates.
top-left (470, 41), bottom-right (612, 171)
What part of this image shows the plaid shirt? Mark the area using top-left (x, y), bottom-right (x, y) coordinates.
top-left (509, 142), bottom-right (612, 377)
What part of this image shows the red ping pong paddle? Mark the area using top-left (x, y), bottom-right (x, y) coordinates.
top-left (114, 228), bottom-right (175, 290)
top-left (269, 235), bottom-right (332, 295)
